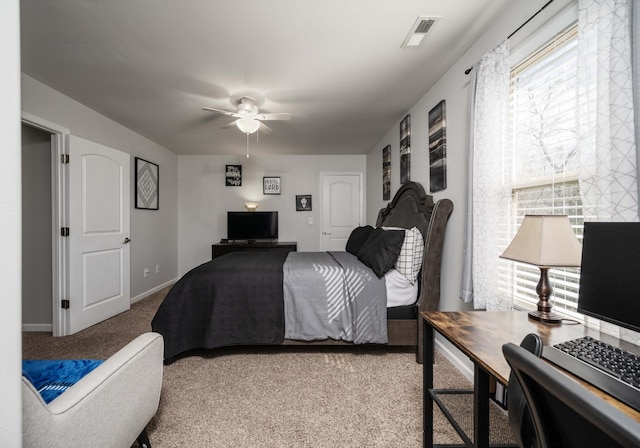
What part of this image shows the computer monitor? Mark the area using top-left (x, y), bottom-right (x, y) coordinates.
top-left (577, 222), bottom-right (640, 333)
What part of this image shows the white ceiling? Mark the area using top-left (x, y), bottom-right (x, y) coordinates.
top-left (20, 0), bottom-right (511, 156)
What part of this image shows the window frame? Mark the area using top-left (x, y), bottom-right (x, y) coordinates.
top-left (506, 20), bottom-right (584, 319)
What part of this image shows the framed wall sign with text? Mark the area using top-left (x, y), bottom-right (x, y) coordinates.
top-left (263, 176), bottom-right (281, 195)
top-left (225, 165), bottom-right (242, 186)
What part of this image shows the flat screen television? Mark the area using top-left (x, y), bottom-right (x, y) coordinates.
top-left (227, 211), bottom-right (278, 241)
top-left (577, 222), bottom-right (640, 333)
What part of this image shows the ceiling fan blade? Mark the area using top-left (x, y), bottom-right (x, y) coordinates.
top-left (221, 119), bottom-right (239, 129)
top-left (203, 106), bottom-right (238, 117)
top-left (256, 113), bottom-right (291, 121)
top-left (259, 122), bottom-right (272, 134)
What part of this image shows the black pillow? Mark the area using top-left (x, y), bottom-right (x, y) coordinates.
top-left (346, 225), bottom-right (375, 255)
top-left (357, 228), bottom-right (405, 277)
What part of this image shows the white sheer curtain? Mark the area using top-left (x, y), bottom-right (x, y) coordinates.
top-left (460, 68), bottom-right (477, 304)
top-left (466, 41), bottom-right (513, 310)
top-left (577, 0), bottom-right (639, 342)
top-left (577, 0), bottom-right (638, 224)
top-left (632, 0), bottom-right (640, 200)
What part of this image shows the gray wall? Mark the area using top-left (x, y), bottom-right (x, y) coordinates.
top-left (178, 154), bottom-right (365, 275)
top-left (21, 74), bottom-right (179, 300)
top-left (22, 124), bottom-right (53, 327)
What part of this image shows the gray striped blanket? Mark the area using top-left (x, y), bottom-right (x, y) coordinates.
top-left (283, 251), bottom-right (388, 344)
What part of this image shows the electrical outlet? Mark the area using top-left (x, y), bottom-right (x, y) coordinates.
top-left (143, 268), bottom-right (149, 278)
top-left (155, 264), bottom-right (160, 274)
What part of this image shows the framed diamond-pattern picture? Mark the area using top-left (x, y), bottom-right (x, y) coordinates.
top-left (135, 157), bottom-right (159, 210)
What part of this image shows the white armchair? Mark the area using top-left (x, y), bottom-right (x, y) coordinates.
top-left (22, 332), bottom-right (164, 448)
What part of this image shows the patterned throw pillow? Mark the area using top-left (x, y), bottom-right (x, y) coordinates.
top-left (384, 226), bottom-right (424, 284)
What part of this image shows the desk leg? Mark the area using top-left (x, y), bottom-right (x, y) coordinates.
top-left (423, 318), bottom-right (434, 448)
top-left (474, 365), bottom-right (490, 448)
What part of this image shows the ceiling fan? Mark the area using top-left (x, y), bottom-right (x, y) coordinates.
top-left (203, 97), bottom-right (291, 135)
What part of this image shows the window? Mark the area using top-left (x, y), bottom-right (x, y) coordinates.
top-left (505, 24), bottom-right (584, 317)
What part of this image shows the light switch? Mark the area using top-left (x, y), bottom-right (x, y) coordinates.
top-left (308, 217), bottom-right (313, 225)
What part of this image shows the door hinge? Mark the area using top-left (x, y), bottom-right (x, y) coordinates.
top-left (61, 299), bottom-right (70, 309)
top-left (60, 154), bottom-right (69, 164)
top-left (61, 227), bottom-right (70, 237)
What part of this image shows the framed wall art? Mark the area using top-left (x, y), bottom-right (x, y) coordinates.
top-left (428, 100), bottom-right (447, 192)
top-left (400, 114), bottom-right (411, 184)
top-left (225, 165), bottom-right (242, 186)
top-left (135, 157), bottom-right (159, 210)
top-left (382, 144), bottom-right (391, 200)
top-left (296, 195), bottom-right (312, 211)
top-left (263, 176), bottom-right (281, 195)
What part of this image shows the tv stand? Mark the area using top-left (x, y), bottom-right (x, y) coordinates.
top-left (212, 241), bottom-right (297, 259)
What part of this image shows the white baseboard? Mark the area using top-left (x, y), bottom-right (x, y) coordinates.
top-left (434, 338), bottom-right (474, 383)
top-left (130, 278), bottom-right (177, 304)
top-left (22, 323), bottom-right (53, 332)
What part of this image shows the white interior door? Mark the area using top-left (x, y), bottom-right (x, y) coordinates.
top-left (321, 173), bottom-right (362, 251)
top-left (68, 136), bottom-right (130, 334)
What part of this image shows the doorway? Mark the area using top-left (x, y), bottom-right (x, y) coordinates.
top-left (21, 113), bottom-right (131, 336)
top-left (21, 123), bottom-right (54, 331)
top-left (320, 173), bottom-right (363, 251)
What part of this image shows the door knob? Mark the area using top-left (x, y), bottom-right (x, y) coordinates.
top-left (323, 232), bottom-right (332, 235)
top-left (123, 237), bottom-right (131, 244)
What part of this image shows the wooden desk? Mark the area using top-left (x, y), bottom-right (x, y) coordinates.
top-left (422, 311), bottom-right (640, 448)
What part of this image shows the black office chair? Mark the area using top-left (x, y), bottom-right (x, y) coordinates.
top-left (503, 338), bottom-right (640, 448)
top-left (506, 333), bottom-right (543, 448)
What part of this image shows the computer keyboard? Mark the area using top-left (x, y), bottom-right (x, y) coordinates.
top-left (542, 336), bottom-right (640, 411)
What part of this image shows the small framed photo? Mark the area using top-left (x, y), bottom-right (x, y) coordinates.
top-left (263, 176), bottom-right (281, 195)
top-left (135, 157), bottom-right (159, 210)
top-left (296, 195), bottom-right (312, 211)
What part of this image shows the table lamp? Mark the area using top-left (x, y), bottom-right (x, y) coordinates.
top-left (500, 215), bottom-right (582, 323)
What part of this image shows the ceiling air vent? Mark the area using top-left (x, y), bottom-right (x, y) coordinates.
top-left (401, 16), bottom-right (440, 48)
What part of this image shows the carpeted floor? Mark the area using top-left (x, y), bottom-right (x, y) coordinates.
top-left (23, 287), bottom-right (515, 447)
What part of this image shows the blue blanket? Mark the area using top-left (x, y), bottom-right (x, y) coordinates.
top-left (22, 359), bottom-right (103, 404)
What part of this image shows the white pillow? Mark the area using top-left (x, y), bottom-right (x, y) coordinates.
top-left (382, 226), bottom-right (424, 284)
top-left (384, 268), bottom-right (419, 307)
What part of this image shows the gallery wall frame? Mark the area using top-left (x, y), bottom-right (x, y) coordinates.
top-left (400, 114), bottom-right (411, 184)
top-left (428, 100), bottom-right (447, 192)
top-left (135, 157), bottom-right (159, 210)
top-left (263, 176), bottom-right (281, 195)
top-left (296, 194), bottom-right (312, 211)
top-left (382, 145), bottom-right (391, 200)
top-left (225, 164), bottom-right (242, 186)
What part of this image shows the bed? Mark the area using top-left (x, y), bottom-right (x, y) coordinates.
top-left (152, 182), bottom-right (453, 363)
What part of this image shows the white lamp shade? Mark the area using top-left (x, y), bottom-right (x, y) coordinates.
top-left (236, 117), bottom-right (260, 134)
top-left (500, 215), bottom-right (582, 267)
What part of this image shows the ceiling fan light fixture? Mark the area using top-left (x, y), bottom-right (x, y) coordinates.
top-left (236, 117), bottom-right (260, 134)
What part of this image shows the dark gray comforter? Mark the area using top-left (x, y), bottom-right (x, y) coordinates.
top-left (152, 251), bottom-right (288, 359)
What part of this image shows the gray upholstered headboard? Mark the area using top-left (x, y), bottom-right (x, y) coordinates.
top-left (376, 182), bottom-right (434, 238)
top-left (375, 182), bottom-right (453, 312)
